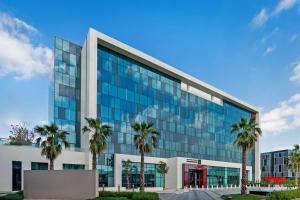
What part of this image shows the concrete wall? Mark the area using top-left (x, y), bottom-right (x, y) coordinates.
top-left (0, 145), bottom-right (85, 192)
top-left (81, 29), bottom-right (98, 170)
top-left (24, 170), bottom-right (98, 200)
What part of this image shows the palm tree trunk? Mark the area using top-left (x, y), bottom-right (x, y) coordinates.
top-left (140, 148), bottom-right (145, 192)
top-left (127, 175), bottom-right (130, 189)
top-left (241, 144), bottom-right (247, 195)
top-left (92, 153), bottom-right (97, 170)
top-left (50, 159), bottom-right (54, 170)
top-left (163, 174), bottom-right (165, 190)
top-left (296, 171), bottom-right (299, 188)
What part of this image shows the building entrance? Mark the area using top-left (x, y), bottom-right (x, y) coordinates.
top-left (182, 163), bottom-right (207, 188)
top-left (189, 169), bottom-right (203, 187)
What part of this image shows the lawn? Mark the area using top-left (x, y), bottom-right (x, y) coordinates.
top-left (222, 194), bottom-right (265, 200)
top-left (0, 192), bottom-right (23, 200)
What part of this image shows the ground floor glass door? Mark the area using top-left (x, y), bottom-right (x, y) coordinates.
top-left (12, 161), bottom-right (22, 191)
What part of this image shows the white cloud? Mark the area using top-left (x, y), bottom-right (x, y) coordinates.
top-left (261, 93), bottom-right (300, 135)
top-left (265, 45), bottom-right (276, 54)
top-left (261, 27), bottom-right (280, 43)
top-left (0, 12), bottom-right (52, 80)
top-left (251, 0), bottom-right (299, 27)
top-left (290, 61), bottom-right (300, 84)
top-left (291, 33), bottom-right (299, 41)
top-left (252, 9), bottom-right (269, 27)
top-left (273, 0), bottom-right (298, 15)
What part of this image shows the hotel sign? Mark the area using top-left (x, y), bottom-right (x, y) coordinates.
top-left (186, 159), bottom-right (201, 164)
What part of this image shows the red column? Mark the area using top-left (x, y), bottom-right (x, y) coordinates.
top-left (202, 167), bottom-right (207, 187)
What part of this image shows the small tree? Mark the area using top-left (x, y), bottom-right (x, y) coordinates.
top-left (157, 161), bottom-right (169, 190)
top-left (8, 122), bottom-right (35, 145)
top-left (288, 145), bottom-right (300, 187)
top-left (122, 159), bottom-right (133, 189)
top-left (34, 123), bottom-right (69, 170)
top-left (82, 118), bottom-right (112, 170)
top-left (132, 121), bottom-right (160, 192)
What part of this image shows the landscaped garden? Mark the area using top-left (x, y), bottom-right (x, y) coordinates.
top-left (90, 191), bottom-right (159, 200)
top-left (222, 189), bottom-right (300, 200)
top-left (0, 191), bottom-right (159, 200)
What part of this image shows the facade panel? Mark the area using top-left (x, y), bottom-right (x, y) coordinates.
top-left (261, 150), bottom-right (293, 179)
top-left (52, 37), bottom-right (82, 148)
top-left (96, 46), bottom-right (254, 162)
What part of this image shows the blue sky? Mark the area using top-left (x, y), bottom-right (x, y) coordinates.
top-left (0, 0), bottom-right (299, 152)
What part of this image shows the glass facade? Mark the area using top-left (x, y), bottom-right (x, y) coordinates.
top-left (95, 45), bottom-right (255, 186)
top-left (207, 166), bottom-right (240, 187)
top-left (63, 164), bottom-right (85, 170)
top-left (51, 37), bottom-right (82, 148)
top-left (97, 154), bottom-right (114, 187)
top-left (31, 162), bottom-right (48, 170)
top-left (121, 162), bottom-right (164, 188)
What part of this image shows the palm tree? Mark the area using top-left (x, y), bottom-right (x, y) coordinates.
top-left (231, 117), bottom-right (261, 195)
top-left (288, 145), bottom-right (300, 187)
top-left (122, 159), bottom-right (133, 189)
top-left (132, 121), bottom-right (160, 192)
top-left (82, 117), bottom-right (112, 170)
top-left (34, 123), bottom-right (69, 170)
top-left (157, 161), bottom-right (169, 190)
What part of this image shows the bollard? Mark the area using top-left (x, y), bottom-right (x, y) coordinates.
top-left (102, 184), bottom-right (105, 191)
top-left (216, 185), bottom-right (218, 189)
top-left (118, 184), bottom-right (120, 192)
top-left (132, 184), bottom-right (134, 192)
top-left (202, 185), bottom-right (204, 190)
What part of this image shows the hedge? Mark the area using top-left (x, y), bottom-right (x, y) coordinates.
top-left (0, 191), bottom-right (23, 200)
top-left (266, 189), bottom-right (300, 200)
top-left (94, 191), bottom-right (159, 200)
top-left (132, 192), bottom-right (158, 200)
top-left (99, 191), bottom-right (134, 198)
top-left (95, 198), bottom-right (128, 200)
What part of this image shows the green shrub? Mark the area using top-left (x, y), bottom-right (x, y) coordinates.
top-left (285, 179), bottom-right (296, 188)
top-left (93, 198), bottom-right (128, 200)
top-left (96, 191), bottom-right (158, 200)
top-left (266, 189), bottom-right (300, 200)
top-left (0, 191), bottom-right (23, 200)
top-left (132, 192), bottom-right (158, 200)
top-left (98, 191), bottom-right (133, 199)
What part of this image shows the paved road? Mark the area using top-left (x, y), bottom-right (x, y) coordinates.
top-left (159, 190), bottom-right (219, 200)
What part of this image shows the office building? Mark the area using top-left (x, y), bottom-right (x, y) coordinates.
top-left (0, 28), bottom-right (260, 192)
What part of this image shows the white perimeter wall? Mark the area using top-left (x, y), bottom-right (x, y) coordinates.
top-left (0, 145), bottom-right (85, 192)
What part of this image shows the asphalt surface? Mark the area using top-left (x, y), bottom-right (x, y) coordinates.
top-left (159, 190), bottom-right (217, 200)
